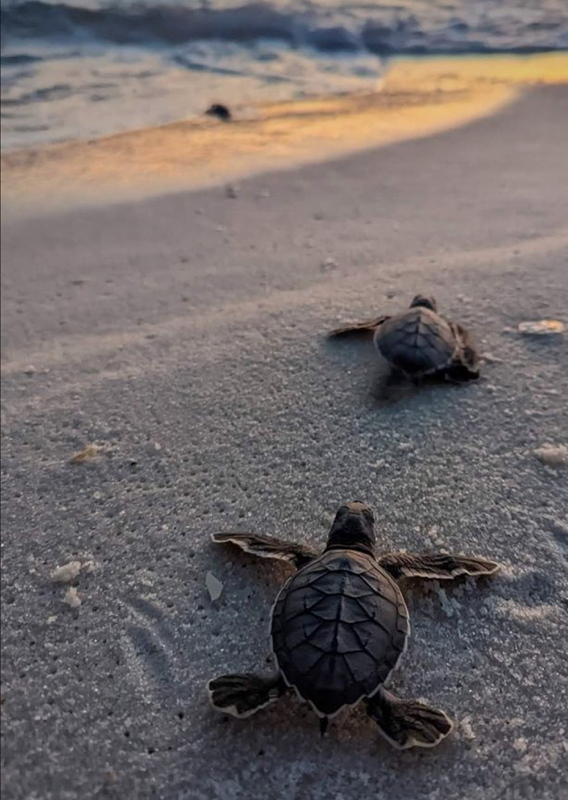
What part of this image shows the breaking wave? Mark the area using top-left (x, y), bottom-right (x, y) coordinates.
top-left (3, 0), bottom-right (568, 55)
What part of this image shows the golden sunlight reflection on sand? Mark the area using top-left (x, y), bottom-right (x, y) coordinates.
top-left (2, 53), bottom-right (567, 218)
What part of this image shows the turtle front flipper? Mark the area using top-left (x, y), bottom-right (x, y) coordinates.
top-left (207, 673), bottom-right (287, 718)
top-left (328, 315), bottom-right (389, 338)
top-left (378, 552), bottom-right (500, 581)
top-left (211, 532), bottom-right (318, 569)
top-left (367, 688), bottom-right (453, 749)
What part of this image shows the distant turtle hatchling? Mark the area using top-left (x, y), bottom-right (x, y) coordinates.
top-left (205, 103), bottom-right (232, 122)
top-left (207, 502), bottom-right (500, 748)
top-left (329, 294), bottom-right (480, 383)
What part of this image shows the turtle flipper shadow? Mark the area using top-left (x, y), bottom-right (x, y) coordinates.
top-left (367, 688), bottom-right (453, 749)
top-left (378, 552), bottom-right (501, 581)
top-left (207, 673), bottom-right (287, 718)
top-left (327, 315), bottom-right (389, 338)
top-left (211, 532), bottom-right (318, 568)
top-left (371, 368), bottom-right (419, 406)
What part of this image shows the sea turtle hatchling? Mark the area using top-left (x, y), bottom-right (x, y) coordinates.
top-left (207, 502), bottom-right (499, 748)
top-left (329, 294), bottom-right (480, 382)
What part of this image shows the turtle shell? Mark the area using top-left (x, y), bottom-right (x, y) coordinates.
top-left (271, 549), bottom-right (409, 717)
top-left (374, 307), bottom-right (458, 376)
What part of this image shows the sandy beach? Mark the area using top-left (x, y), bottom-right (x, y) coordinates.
top-left (3, 54), bottom-right (567, 219)
top-left (2, 57), bottom-right (568, 800)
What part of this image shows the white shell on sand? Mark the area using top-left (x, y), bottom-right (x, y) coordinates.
top-left (518, 320), bottom-right (564, 335)
top-left (51, 561), bottom-right (82, 583)
top-left (63, 587), bottom-right (82, 608)
top-left (206, 571), bottom-right (224, 602)
top-left (533, 444), bottom-right (568, 467)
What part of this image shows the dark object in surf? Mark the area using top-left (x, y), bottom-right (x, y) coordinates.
top-left (205, 104), bottom-right (232, 122)
top-left (207, 501), bottom-right (499, 748)
top-left (329, 294), bottom-right (480, 382)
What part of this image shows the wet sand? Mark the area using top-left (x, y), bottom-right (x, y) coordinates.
top-left (2, 53), bottom-right (567, 219)
top-left (2, 59), bottom-right (568, 800)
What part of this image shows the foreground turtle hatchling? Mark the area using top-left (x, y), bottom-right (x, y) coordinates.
top-left (329, 294), bottom-right (480, 382)
top-left (207, 502), bottom-right (499, 748)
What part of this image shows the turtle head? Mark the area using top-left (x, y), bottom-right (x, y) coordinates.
top-left (410, 294), bottom-right (437, 312)
top-left (326, 501), bottom-right (376, 555)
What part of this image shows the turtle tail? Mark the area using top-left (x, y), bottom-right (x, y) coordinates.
top-left (367, 688), bottom-right (453, 749)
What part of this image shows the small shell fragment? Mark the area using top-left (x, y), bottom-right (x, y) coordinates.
top-left (71, 444), bottom-right (101, 464)
top-left (533, 444), bottom-right (568, 468)
top-left (320, 257), bottom-right (337, 272)
top-left (51, 561), bottom-right (82, 583)
top-left (64, 587), bottom-right (82, 608)
top-left (206, 571), bottom-right (224, 602)
top-left (481, 352), bottom-right (502, 364)
top-left (460, 715), bottom-right (476, 740)
top-left (518, 320), bottom-right (564, 336)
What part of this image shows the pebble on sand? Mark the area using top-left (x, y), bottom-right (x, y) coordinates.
top-left (533, 444), bottom-right (568, 468)
top-left (64, 587), bottom-right (82, 608)
top-left (51, 561), bottom-right (82, 583)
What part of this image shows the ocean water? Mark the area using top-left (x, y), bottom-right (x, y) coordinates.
top-left (2, 0), bottom-right (568, 150)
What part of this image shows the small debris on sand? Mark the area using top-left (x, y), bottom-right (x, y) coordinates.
top-left (518, 319), bottom-right (564, 336)
top-left (460, 715), bottom-right (476, 740)
top-left (225, 184), bottom-right (238, 199)
top-left (320, 257), bottom-right (337, 272)
top-left (533, 444), bottom-right (568, 468)
top-left (51, 561), bottom-right (82, 583)
top-left (104, 769), bottom-right (118, 785)
top-left (63, 586), bottom-right (82, 608)
top-left (71, 444), bottom-right (101, 464)
top-left (47, 615), bottom-right (58, 625)
top-left (206, 571), bottom-right (224, 602)
top-left (482, 352), bottom-right (502, 363)
top-left (436, 587), bottom-right (460, 617)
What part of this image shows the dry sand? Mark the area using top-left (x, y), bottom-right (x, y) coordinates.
top-left (2, 61), bottom-right (568, 800)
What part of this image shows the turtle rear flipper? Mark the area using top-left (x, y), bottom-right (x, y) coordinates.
top-left (207, 673), bottom-right (286, 718)
top-left (367, 688), bottom-right (453, 749)
top-left (445, 321), bottom-right (480, 381)
top-left (328, 315), bottom-right (389, 338)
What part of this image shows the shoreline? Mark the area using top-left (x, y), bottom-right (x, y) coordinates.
top-left (2, 52), bottom-right (568, 219)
